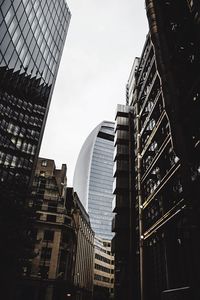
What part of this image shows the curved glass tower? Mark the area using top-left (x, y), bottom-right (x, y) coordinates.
top-left (73, 121), bottom-right (114, 240)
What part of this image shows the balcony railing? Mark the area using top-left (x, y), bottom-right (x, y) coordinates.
top-left (161, 286), bottom-right (191, 300)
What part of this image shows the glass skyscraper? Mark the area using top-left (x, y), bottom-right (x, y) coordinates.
top-left (0, 1), bottom-right (71, 296)
top-left (73, 121), bottom-right (114, 240)
top-left (0, 0), bottom-right (71, 204)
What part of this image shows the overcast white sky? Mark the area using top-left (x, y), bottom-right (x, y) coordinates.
top-left (40, 0), bottom-right (148, 185)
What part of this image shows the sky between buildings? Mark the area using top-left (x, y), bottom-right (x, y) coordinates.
top-left (40, 0), bottom-right (148, 185)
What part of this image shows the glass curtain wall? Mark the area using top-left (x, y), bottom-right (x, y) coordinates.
top-left (0, 0), bottom-right (71, 204)
top-left (74, 121), bottom-right (115, 240)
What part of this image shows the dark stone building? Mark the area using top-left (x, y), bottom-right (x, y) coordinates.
top-left (0, 0), bottom-right (70, 296)
top-left (113, 1), bottom-right (200, 299)
top-left (25, 158), bottom-right (76, 300)
top-left (67, 187), bottom-right (94, 300)
top-left (23, 160), bottom-right (94, 300)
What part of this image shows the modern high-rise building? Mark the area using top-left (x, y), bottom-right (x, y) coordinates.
top-left (113, 1), bottom-right (200, 300)
top-left (0, 0), bottom-right (70, 206)
top-left (0, 1), bottom-right (71, 297)
top-left (73, 121), bottom-right (115, 240)
top-left (73, 121), bottom-right (115, 299)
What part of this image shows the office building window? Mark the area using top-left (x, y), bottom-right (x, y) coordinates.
top-left (43, 230), bottom-right (54, 242)
top-left (41, 160), bottom-right (47, 167)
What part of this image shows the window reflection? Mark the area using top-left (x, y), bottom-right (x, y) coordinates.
top-left (0, 0), bottom-right (70, 203)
